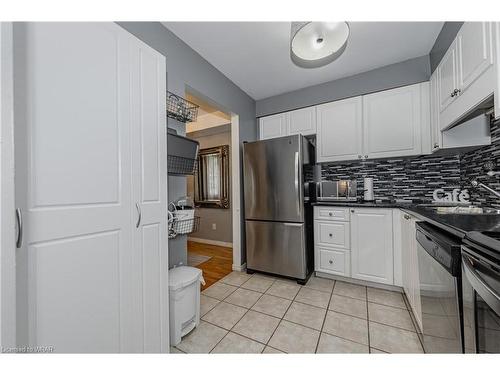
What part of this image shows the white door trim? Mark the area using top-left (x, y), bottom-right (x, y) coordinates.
top-left (231, 114), bottom-right (242, 271)
top-left (0, 22), bottom-right (16, 349)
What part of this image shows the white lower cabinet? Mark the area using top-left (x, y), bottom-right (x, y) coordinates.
top-left (314, 206), bottom-right (394, 285)
top-left (401, 212), bottom-right (423, 331)
top-left (316, 247), bottom-right (350, 277)
top-left (350, 208), bottom-right (394, 285)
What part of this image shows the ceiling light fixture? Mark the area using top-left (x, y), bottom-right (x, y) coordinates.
top-left (290, 22), bottom-right (350, 69)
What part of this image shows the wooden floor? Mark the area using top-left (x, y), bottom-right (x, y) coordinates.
top-left (187, 241), bottom-right (233, 290)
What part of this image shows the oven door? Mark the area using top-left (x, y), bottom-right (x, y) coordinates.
top-left (462, 247), bottom-right (500, 353)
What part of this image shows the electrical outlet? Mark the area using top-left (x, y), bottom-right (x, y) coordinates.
top-left (212, 223), bottom-right (217, 230)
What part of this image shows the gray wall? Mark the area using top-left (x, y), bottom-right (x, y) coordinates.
top-left (187, 125), bottom-right (232, 244)
top-left (429, 22), bottom-right (464, 74)
top-left (117, 22), bottom-right (256, 267)
top-left (256, 55), bottom-right (431, 117)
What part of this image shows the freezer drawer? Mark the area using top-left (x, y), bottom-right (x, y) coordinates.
top-left (246, 220), bottom-right (307, 279)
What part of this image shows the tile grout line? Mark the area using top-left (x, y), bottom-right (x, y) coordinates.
top-left (209, 277), bottom-right (283, 353)
top-left (204, 273), bottom-right (274, 353)
top-left (208, 287), bottom-right (265, 353)
top-left (261, 286), bottom-right (298, 353)
top-left (314, 280), bottom-right (335, 353)
top-left (366, 286), bottom-right (372, 353)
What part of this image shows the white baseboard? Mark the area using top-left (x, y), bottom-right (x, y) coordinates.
top-left (187, 237), bottom-right (233, 248)
top-left (315, 271), bottom-right (403, 292)
top-left (232, 262), bottom-right (247, 272)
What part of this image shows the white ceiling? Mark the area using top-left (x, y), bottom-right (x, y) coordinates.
top-left (163, 22), bottom-right (443, 100)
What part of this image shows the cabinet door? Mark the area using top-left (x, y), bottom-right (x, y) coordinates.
top-left (287, 106), bottom-right (316, 136)
top-left (130, 37), bottom-right (169, 353)
top-left (457, 22), bottom-right (493, 94)
top-left (362, 83), bottom-right (422, 159)
top-left (316, 97), bottom-right (363, 162)
top-left (429, 70), bottom-right (442, 152)
top-left (401, 214), bottom-right (423, 331)
top-left (14, 23), bottom-right (135, 353)
top-left (351, 208), bottom-right (394, 285)
top-left (259, 113), bottom-right (287, 140)
top-left (437, 42), bottom-right (458, 113)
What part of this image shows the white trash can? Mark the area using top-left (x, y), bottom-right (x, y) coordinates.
top-left (169, 266), bottom-right (205, 346)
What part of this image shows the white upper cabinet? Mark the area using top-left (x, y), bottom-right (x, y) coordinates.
top-left (316, 97), bottom-right (363, 162)
top-left (494, 22), bottom-right (500, 119)
top-left (287, 106), bottom-right (316, 136)
top-left (457, 22), bottom-right (493, 93)
top-left (430, 69), bottom-right (442, 152)
top-left (437, 22), bottom-right (494, 130)
top-left (437, 41), bottom-right (459, 113)
top-left (350, 208), bottom-right (394, 285)
top-left (362, 83), bottom-right (424, 159)
top-left (259, 113), bottom-right (287, 140)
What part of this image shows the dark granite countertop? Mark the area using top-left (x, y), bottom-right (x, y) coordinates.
top-left (311, 200), bottom-right (500, 240)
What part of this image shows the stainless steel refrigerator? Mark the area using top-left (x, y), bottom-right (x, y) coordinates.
top-left (243, 134), bottom-right (314, 283)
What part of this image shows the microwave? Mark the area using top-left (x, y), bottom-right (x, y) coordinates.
top-left (316, 180), bottom-right (357, 201)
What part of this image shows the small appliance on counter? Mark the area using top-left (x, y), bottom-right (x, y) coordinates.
top-left (363, 177), bottom-right (374, 201)
top-left (316, 180), bottom-right (357, 201)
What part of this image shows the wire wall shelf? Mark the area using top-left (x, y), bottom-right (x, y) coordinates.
top-left (168, 216), bottom-right (200, 239)
top-left (167, 155), bottom-right (198, 176)
top-left (166, 91), bottom-right (199, 123)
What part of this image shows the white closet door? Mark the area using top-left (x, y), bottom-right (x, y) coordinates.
top-left (130, 38), bottom-right (168, 353)
top-left (15, 23), bottom-right (136, 353)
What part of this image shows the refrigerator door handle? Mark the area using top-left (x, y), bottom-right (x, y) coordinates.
top-left (283, 222), bottom-right (303, 227)
top-left (295, 151), bottom-right (300, 215)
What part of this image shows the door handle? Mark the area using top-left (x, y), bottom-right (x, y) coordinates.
top-left (16, 208), bottom-right (23, 248)
top-left (136, 203), bottom-right (141, 228)
top-left (462, 253), bottom-right (500, 316)
top-left (294, 151), bottom-right (300, 214)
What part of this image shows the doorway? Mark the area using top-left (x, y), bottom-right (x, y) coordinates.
top-left (185, 93), bottom-right (237, 289)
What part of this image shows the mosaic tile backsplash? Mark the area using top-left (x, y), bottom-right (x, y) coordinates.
top-left (308, 117), bottom-right (500, 206)
top-left (460, 118), bottom-right (500, 208)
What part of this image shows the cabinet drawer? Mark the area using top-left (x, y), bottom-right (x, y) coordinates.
top-left (316, 247), bottom-right (350, 277)
top-left (315, 221), bottom-right (350, 249)
top-left (314, 206), bottom-right (350, 221)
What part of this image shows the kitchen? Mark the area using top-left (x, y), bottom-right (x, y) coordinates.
top-left (1, 7), bottom-right (499, 371)
top-left (167, 21), bottom-right (500, 354)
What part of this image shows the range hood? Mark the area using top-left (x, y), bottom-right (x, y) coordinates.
top-left (167, 128), bottom-right (199, 176)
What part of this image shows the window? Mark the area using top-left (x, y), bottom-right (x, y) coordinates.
top-left (194, 145), bottom-right (230, 208)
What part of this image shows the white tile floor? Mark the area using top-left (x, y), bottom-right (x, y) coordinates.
top-left (173, 272), bottom-right (424, 354)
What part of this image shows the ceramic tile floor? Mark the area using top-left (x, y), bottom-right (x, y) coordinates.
top-left (172, 272), bottom-right (424, 354)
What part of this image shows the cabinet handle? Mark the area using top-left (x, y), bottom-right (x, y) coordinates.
top-left (329, 260), bottom-right (333, 264)
top-left (364, 155), bottom-right (368, 159)
top-left (450, 88), bottom-right (461, 98)
top-left (329, 233), bottom-right (333, 237)
top-left (404, 214), bottom-right (411, 220)
top-left (358, 155), bottom-right (362, 159)
top-left (351, 209), bottom-right (355, 213)
top-left (136, 203), bottom-right (142, 228)
top-left (328, 212), bottom-right (333, 217)
top-left (16, 208), bottom-right (23, 248)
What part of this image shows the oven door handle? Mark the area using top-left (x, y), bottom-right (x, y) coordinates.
top-left (462, 253), bottom-right (500, 316)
